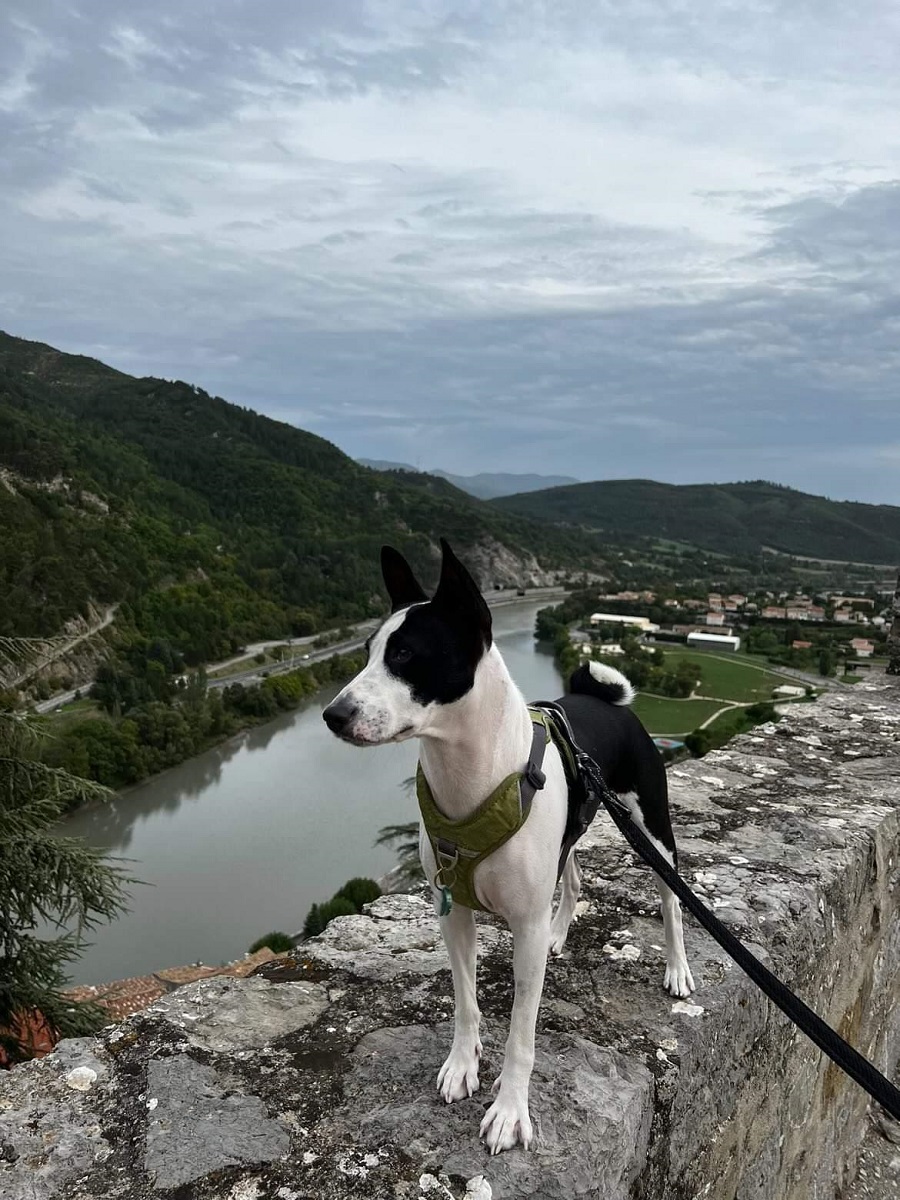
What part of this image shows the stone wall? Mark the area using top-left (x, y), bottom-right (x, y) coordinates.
top-left (2, 679), bottom-right (900, 1200)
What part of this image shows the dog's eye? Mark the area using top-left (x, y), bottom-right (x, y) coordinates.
top-left (390, 646), bottom-right (413, 666)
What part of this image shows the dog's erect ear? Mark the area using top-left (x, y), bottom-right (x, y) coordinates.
top-left (432, 538), bottom-right (492, 646)
top-left (381, 545), bottom-right (428, 612)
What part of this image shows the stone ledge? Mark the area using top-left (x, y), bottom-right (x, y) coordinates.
top-left (1, 680), bottom-right (899, 1200)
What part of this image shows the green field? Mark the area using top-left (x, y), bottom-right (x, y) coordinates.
top-left (660, 649), bottom-right (787, 702)
top-left (631, 695), bottom-right (723, 736)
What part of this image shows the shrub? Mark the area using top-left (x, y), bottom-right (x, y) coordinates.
top-left (247, 930), bottom-right (295, 955)
top-left (335, 877), bottom-right (381, 911)
top-left (302, 896), bottom-right (357, 939)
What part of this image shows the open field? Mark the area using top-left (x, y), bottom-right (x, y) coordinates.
top-left (631, 695), bottom-right (723, 736)
top-left (660, 649), bottom-right (789, 702)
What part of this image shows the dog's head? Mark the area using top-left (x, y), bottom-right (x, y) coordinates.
top-left (322, 539), bottom-right (492, 746)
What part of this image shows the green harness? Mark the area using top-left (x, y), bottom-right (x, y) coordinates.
top-left (416, 707), bottom-right (579, 915)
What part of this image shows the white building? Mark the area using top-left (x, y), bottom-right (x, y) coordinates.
top-left (773, 685), bottom-right (806, 698)
top-left (686, 631), bottom-right (741, 652)
top-left (590, 612), bottom-right (660, 633)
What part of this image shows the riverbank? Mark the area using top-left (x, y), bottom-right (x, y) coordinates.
top-left (53, 601), bottom-right (565, 985)
top-left (47, 589), bottom-right (568, 807)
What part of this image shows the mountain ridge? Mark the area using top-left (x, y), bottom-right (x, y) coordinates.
top-left (356, 459), bottom-right (580, 499)
top-left (0, 331), bottom-right (601, 654)
top-left (492, 477), bottom-right (900, 565)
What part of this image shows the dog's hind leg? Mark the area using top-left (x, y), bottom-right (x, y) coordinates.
top-left (435, 899), bottom-right (483, 1102)
top-left (548, 850), bottom-right (581, 956)
top-left (656, 872), bottom-right (694, 998)
top-left (622, 789), bottom-right (695, 998)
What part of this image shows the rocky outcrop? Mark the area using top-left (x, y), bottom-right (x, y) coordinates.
top-left (2, 680), bottom-right (900, 1199)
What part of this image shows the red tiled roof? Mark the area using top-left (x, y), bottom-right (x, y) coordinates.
top-left (1, 947), bottom-right (286, 1065)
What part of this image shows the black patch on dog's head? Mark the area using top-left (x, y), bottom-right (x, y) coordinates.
top-left (382, 538), bottom-right (492, 706)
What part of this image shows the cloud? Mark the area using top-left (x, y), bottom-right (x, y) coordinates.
top-left (0, 1), bottom-right (898, 502)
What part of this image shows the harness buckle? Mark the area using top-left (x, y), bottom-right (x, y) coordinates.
top-left (523, 762), bottom-right (546, 792)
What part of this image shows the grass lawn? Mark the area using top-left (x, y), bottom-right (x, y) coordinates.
top-left (45, 698), bottom-right (108, 731)
top-left (660, 649), bottom-right (786, 702)
top-left (631, 695), bottom-right (724, 736)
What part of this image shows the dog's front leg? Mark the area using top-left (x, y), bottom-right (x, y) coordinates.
top-left (480, 911), bottom-right (550, 1154)
top-left (436, 899), bottom-right (482, 1102)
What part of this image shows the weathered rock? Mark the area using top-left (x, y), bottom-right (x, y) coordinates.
top-left (1, 678), bottom-right (899, 1199)
top-left (144, 1055), bottom-right (291, 1189)
top-left (143, 974), bottom-right (329, 1052)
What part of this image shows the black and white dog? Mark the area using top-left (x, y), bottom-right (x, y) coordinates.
top-left (323, 540), bottom-right (694, 1154)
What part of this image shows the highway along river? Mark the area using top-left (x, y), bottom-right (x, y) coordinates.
top-left (60, 600), bottom-right (563, 986)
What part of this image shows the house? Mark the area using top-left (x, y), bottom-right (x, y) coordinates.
top-left (792, 640), bottom-right (813, 650)
top-left (773, 685), bottom-right (806, 698)
top-left (590, 613), bottom-right (660, 632)
top-left (727, 594), bottom-right (747, 607)
top-left (763, 606), bottom-right (787, 620)
top-left (705, 611), bottom-right (726, 627)
top-left (834, 610), bottom-right (852, 623)
top-left (687, 631), bottom-right (741, 651)
top-left (849, 638), bottom-right (875, 658)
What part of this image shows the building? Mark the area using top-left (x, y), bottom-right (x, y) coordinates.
top-left (705, 611), bottom-right (726, 627)
top-left (773, 684), bottom-right (807, 698)
top-left (763, 606), bottom-right (787, 620)
top-left (590, 613), bottom-right (660, 633)
top-left (686, 631), bottom-right (741, 651)
top-left (792, 640), bottom-right (813, 650)
top-left (849, 638), bottom-right (875, 658)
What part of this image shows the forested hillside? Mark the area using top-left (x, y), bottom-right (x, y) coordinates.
top-left (493, 479), bottom-right (900, 565)
top-left (0, 331), bottom-right (602, 659)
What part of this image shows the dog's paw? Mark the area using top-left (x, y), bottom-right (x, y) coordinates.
top-left (437, 1041), bottom-right (482, 1103)
top-left (664, 960), bottom-right (696, 998)
top-left (479, 1087), bottom-right (533, 1155)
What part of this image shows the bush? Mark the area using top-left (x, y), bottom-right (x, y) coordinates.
top-left (247, 930), bottom-right (295, 954)
top-left (302, 896), bottom-right (357, 939)
top-left (335, 877), bottom-right (381, 911)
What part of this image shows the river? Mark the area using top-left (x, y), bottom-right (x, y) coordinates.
top-left (61, 601), bottom-right (562, 986)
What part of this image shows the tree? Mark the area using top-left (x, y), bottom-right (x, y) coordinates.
top-left (0, 638), bottom-right (129, 1064)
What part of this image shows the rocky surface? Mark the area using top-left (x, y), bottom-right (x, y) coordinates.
top-left (2, 679), bottom-right (899, 1199)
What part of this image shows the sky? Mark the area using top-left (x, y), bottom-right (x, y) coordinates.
top-left (2, 1), bottom-right (899, 504)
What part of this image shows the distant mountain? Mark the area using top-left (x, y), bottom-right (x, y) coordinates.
top-left (0, 331), bottom-right (603, 654)
top-left (357, 459), bottom-right (579, 500)
top-left (492, 478), bottom-right (900, 565)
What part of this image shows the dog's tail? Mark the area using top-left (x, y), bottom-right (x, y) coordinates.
top-left (568, 660), bottom-right (636, 707)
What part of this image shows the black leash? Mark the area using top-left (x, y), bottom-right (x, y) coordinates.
top-left (536, 702), bottom-right (900, 1123)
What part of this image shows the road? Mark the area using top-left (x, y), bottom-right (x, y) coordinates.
top-left (35, 588), bottom-right (567, 713)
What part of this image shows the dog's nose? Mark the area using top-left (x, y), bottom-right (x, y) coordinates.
top-left (323, 696), bottom-right (358, 735)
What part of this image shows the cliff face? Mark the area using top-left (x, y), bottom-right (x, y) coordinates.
top-left (2, 680), bottom-right (900, 1200)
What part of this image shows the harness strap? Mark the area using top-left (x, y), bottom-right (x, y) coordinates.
top-left (418, 711), bottom-right (549, 914)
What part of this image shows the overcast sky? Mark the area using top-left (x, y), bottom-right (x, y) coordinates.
top-left (2, 1), bottom-right (899, 503)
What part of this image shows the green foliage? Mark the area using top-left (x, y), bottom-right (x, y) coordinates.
top-left (0, 330), bottom-right (605, 650)
top-left (247, 931), bottom-right (294, 954)
top-left (301, 875), bottom-right (383, 941)
top-left (302, 897), bottom-right (357, 939)
top-left (334, 877), bottom-right (382, 910)
top-left (495, 478), bottom-right (900, 565)
top-left (45, 650), bottom-right (367, 796)
top-left (0, 640), bottom-right (129, 1063)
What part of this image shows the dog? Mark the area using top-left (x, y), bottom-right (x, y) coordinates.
top-left (323, 540), bottom-right (694, 1155)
